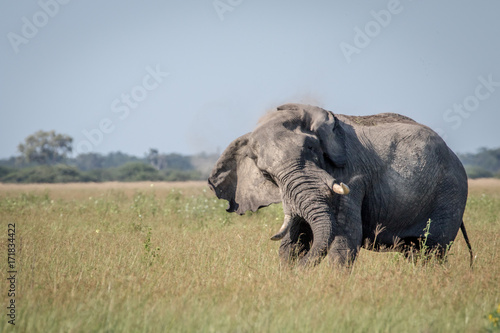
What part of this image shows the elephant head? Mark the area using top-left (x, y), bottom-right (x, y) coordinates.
top-left (208, 104), bottom-right (350, 266)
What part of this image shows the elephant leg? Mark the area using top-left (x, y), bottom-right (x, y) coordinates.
top-left (327, 198), bottom-right (363, 267)
top-left (399, 224), bottom-right (453, 264)
top-left (399, 238), bottom-right (447, 264)
top-left (279, 217), bottom-right (312, 266)
top-left (398, 183), bottom-right (467, 264)
top-left (328, 235), bottom-right (361, 267)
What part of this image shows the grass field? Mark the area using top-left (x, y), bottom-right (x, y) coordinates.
top-left (1, 179), bottom-right (499, 332)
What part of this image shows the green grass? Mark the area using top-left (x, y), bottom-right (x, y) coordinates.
top-left (1, 183), bottom-right (499, 332)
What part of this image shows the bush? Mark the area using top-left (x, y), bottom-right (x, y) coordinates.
top-left (114, 162), bottom-right (165, 181)
top-left (0, 162), bottom-right (206, 183)
top-left (465, 165), bottom-right (494, 179)
top-left (1, 165), bottom-right (96, 183)
top-left (459, 147), bottom-right (500, 173)
top-left (162, 169), bottom-right (203, 182)
top-left (0, 166), bottom-right (14, 179)
top-left (82, 168), bottom-right (115, 182)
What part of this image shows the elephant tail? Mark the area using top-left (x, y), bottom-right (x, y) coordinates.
top-left (460, 221), bottom-right (474, 268)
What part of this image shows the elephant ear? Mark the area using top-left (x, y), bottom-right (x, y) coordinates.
top-left (208, 133), bottom-right (281, 215)
top-left (277, 103), bottom-right (347, 167)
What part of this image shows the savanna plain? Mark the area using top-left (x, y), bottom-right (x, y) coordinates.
top-left (1, 179), bottom-right (499, 332)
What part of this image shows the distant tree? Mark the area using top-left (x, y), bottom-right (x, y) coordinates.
top-left (464, 165), bottom-right (494, 179)
top-left (74, 153), bottom-right (105, 171)
top-left (1, 165), bottom-right (95, 183)
top-left (459, 147), bottom-right (500, 173)
top-left (164, 153), bottom-right (193, 170)
top-left (0, 166), bottom-right (14, 180)
top-left (100, 151), bottom-right (142, 168)
top-left (147, 148), bottom-right (167, 170)
top-left (0, 156), bottom-right (18, 168)
top-left (18, 130), bottom-right (73, 165)
top-left (162, 169), bottom-right (202, 181)
top-left (115, 162), bottom-right (165, 181)
top-left (146, 149), bottom-right (193, 171)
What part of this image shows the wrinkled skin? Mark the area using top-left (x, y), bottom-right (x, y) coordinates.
top-left (208, 104), bottom-right (472, 268)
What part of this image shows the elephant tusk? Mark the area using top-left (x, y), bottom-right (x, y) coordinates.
top-left (270, 214), bottom-right (292, 241)
top-left (332, 182), bottom-right (350, 195)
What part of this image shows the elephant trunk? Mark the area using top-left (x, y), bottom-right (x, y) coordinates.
top-left (296, 191), bottom-right (335, 267)
top-left (275, 164), bottom-right (346, 266)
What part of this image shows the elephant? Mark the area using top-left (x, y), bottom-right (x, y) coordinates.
top-left (208, 103), bottom-right (473, 268)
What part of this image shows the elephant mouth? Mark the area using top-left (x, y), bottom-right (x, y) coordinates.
top-left (270, 181), bottom-right (350, 241)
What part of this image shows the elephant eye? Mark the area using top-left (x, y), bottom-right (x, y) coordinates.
top-left (307, 145), bottom-right (319, 154)
top-left (261, 170), bottom-right (277, 185)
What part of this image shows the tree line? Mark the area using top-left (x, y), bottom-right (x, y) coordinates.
top-left (458, 147), bottom-right (500, 179)
top-left (0, 130), bottom-right (499, 183)
top-left (0, 130), bottom-right (218, 183)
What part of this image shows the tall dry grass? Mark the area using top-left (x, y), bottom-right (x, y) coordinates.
top-left (0, 180), bottom-right (499, 332)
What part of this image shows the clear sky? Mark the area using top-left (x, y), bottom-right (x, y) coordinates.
top-left (1, 0), bottom-right (499, 159)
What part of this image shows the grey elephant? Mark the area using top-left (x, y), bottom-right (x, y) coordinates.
top-left (208, 104), bottom-right (473, 267)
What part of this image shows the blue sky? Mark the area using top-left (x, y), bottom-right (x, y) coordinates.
top-left (1, 0), bottom-right (499, 158)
